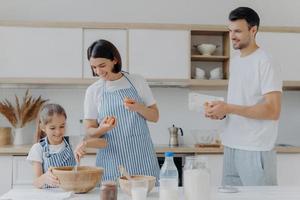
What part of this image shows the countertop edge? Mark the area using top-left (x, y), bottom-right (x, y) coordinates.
top-left (1, 145), bottom-right (300, 156)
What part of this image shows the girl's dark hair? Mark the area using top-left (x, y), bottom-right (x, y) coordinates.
top-left (229, 7), bottom-right (260, 30)
top-left (35, 103), bottom-right (67, 142)
top-left (87, 39), bottom-right (122, 76)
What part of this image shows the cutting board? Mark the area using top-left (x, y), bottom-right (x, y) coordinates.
top-left (194, 143), bottom-right (221, 148)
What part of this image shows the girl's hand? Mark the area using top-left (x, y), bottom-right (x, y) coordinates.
top-left (99, 116), bottom-right (117, 132)
top-left (43, 168), bottom-right (59, 187)
top-left (124, 97), bottom-right (142, 112)
top-left (74, 141), bottom-right (87, 163)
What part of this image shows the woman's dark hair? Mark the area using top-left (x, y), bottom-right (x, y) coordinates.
top-left (87, 39), bottom-right (122, 76)
top-left (229, 7), bottom-right (260, 30)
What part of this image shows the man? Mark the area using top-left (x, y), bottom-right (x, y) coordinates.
top-left (204, 7), bottom-right (282, 186)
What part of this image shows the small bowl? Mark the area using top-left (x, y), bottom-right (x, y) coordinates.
top-left (119, 175), bottom-right (156, 196)
top-left (195, 44), bottom-right (218, 55)
top-left (52, 166), bottom-right (104, 193)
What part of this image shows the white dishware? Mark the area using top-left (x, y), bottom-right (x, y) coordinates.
top-left (195, 67), bottom-right (206, 79)
top-left (195, 44), bottom-right (218, 55)
top-left (209, 67), bottom-right (223, 79)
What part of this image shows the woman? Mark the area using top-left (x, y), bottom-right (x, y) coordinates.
top-left (77, 39), bottom-right (160, 182)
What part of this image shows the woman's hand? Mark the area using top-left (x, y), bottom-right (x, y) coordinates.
top-left (74, 141), bottom-right (87, 163)
top-left (43, 168), bottom-right (59, 187)
top-left (99, 116), bottom-right (117, 132)
top-left (124, 97), bottom-right (142, 112)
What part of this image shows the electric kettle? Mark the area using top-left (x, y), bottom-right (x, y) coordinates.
top-left (168, 124), bottom-right (184, 147)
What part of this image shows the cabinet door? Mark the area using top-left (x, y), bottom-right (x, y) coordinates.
top-left (129, 29), bottom-right (190, 79)
top-left (83, 29), bottom-right (128, 78)
top-left (277, 154), bottom-right (300, 185)
top-left (256, 32), bottom-right (300, 81)
top-left (13, 156), bottom-right (34, 185)
top-left (0, 156), bottom-right (12, 195)
top-left (0, 26), bottom-right (82, 78)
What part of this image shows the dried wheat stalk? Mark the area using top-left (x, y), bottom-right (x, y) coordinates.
top-left (0, 89), bottom-right (48, 128)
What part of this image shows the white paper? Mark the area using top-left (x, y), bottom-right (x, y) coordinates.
top-left (188, 92), bottom-right (224, 112)
top-left (0, 188), bottom-right (72, 200)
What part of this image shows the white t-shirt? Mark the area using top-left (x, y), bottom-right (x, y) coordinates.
top-left (26, 141), bottom-right (66, 164)
top-left (222, 48), bottom-right (282, 151)
top-left (84, 73), bottom-right (156, 120)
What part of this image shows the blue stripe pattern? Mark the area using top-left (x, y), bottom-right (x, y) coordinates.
top-left (96, 74), bottom-right (160, 183)
top-left (40, 136), bottom-right (76, 188)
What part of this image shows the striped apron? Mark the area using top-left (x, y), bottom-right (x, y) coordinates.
top-left (96, 74), bottom-right (160, 183)
top-left (40, 136), bottom-right (76, 187)
top-left (41, 136), bottom-right (76, 172)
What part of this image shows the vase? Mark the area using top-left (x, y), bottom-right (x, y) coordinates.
top-left (13, 128), bottom-right (26, 145)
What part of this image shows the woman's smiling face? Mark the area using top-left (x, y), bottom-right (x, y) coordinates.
top-left (90, 57), bottom-right (118, 81)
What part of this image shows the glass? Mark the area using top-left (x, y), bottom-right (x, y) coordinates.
top-left (100, 181), bottom-right (117, 200)
top-left (131, 179), bottom-right (148, 200)
top-left (184, 156), bottom-right (210, 200)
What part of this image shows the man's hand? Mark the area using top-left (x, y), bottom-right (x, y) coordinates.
top-left (204, 101), bottom-right (227, 120)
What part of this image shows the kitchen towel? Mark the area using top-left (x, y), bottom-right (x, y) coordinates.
top-left (188, 92), bottom-right (224, 112)
top-left (0, 188), bottom-right (72, 200)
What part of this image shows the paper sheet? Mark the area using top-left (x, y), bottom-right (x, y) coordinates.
top-left (188, 92), bottom-right (224, 112)
top-left (0, 188), bottom-right (72, 200)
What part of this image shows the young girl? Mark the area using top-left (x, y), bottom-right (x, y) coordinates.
top-left (27, 103), bottom-right (76, 188)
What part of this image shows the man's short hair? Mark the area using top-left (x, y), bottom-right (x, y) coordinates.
top-left (229, 7), bottom-right (260, 29)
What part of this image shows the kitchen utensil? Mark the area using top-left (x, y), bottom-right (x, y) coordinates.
top-left (119, 165), bottom-right (132, 181)
top-left (52, 166), bottom-right (103, 193)
top-left (73, 137), bottom-right (107, 173)
top-left (168, 124), bottom-right (183, 147)
top-left (118, 175), bottom-right (156, 196)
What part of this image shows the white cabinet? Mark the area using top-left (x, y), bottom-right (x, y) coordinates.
top-left (0, 26), bottom-right (82, 78)
top-left (128, 29), bottom-right (190, 79)
top-left (0, 156), bottom-right (12, 196)
top-left (277, 153), bottom-right (300, 186)
top-left (197, 153), bottom-right (300, 186)
top-left (256, 32), bottom-right (300, 81)
top-left (12, 156), bottom-right (34, 185)
top-left (83, 29), bottom-right (128, 78)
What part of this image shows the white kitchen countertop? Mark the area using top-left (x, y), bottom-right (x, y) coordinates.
top-left (1, 144), bottom-right (300, 155)
top-left (2, 185), bottom-right (300, 200)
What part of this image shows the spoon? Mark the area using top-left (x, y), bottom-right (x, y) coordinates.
top-left (119, 165), bottom-right (132, 181)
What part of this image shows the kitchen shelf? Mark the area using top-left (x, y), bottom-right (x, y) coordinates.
top-left (191, 30), bottom-right (230, 80)
top-left (191, 55), bottom-right (229, 62)
top-left (0, 78), bottom-right (299, 90)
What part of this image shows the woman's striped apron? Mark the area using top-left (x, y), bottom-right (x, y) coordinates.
top-left (96, 74), bottom-right (160, 183)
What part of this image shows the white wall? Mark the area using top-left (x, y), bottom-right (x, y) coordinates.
top-left (1, 88), bottom-right (299, 146)
top-left (0, 0), bottom-right (299, 26)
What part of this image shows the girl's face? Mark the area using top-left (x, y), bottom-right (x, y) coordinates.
top-left (41, 114), bottom-right (66, 145)
top-left (90, 57), bottom-right (118, 81)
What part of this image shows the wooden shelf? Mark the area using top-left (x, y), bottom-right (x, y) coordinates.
top-left (1, 78), bottom-right (300, 90)
top-left (191, 55), bottom-right (229, 62)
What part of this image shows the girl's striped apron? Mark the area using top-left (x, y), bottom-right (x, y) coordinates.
top-left (96, 74), bottom-right (160, 183)
top-left (40, 136), bottom-right (76, 171)
top-left (40, 136), bottom-right (76, 188)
